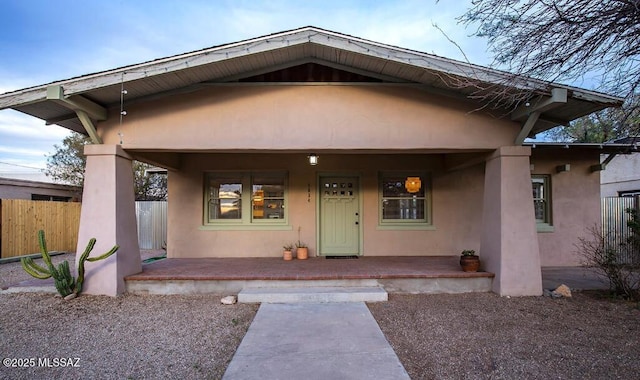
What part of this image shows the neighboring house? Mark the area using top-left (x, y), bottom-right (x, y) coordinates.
top-left (0, 177), bottom-right (80, 201)
top-left (600, 138), bottom-right (640, 197)
top-left (0, 27), bottom-right (636, 297)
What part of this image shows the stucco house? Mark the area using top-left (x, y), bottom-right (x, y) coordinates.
top-left (0, 177), bottom-right (81, 201)
top-left (0, 27), bottom-right (634, 297)
top-left (601, 138), bottom-right (640, 197)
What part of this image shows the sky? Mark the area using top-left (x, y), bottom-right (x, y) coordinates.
top-left (0, 0), bottom-right (491, 182)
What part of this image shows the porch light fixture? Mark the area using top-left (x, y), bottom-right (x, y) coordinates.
top-left (405, 177), bottom-right (421, 193)
top-left (308, 154), bottom-right (319, 166)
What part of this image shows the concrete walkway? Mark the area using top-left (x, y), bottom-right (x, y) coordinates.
top-left (222, 302), bottom-right (410, 380)
top-left (541, 266), bottom-right (608, 291)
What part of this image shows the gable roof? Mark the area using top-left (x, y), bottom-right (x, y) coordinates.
top-left (0, 26), bottom-right (624, 137)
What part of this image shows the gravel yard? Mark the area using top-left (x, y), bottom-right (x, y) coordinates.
top-left (0, 293), bottom-right (257, 380)
top-left (2, 256), bottom-right (639, 380)
top-left (369, 292), bottom-right (640, 380)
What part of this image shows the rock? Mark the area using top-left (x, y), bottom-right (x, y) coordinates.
top-left (552, 284), bottom-right (572, 298)
top-left (63, 293), bottom-right (77, 301)
top-left (221, 295), bottom-right (237, 305)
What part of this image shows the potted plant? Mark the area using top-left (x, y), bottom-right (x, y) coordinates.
top-left (283, 243), bottom-right (294, 261)
top-left (295, 241), bottom-right (309, 260)
top-left (460, 250), bottom-right (480, 272)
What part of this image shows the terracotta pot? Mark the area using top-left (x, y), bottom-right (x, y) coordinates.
top-left (460, 255), bottom-right (480, 272)
top-left (296, 247), bottom-right (308, 260)
top-left (283, 250), bottom-right (293, 261)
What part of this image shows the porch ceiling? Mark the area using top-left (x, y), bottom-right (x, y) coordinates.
top-left (0, 26), bottom-right (623, 136)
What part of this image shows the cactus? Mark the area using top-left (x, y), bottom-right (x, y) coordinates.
top-left (20, 230), bottom-right (119, 298)
top-left (75, 237), bottom-right (119, 294)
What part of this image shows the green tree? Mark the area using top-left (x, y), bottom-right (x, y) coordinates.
top-left (133, 161), bottom-right (168, 201)
top-left (45, 132), bottom-right (167, 200)
top-left (545, 99), bottom-right (640, 142)
top-left (45, 132), bottom-right (90, 187)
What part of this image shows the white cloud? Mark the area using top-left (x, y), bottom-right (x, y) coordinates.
top-left (0, 145), bottom-right (48, 156)
top-left (0, 110), bottom-right (69, 140)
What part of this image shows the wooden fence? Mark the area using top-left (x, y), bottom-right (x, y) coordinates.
top-left (0, 200), bottom-right (167, 258)
top-left (0, 199), bottom-right (81, 258)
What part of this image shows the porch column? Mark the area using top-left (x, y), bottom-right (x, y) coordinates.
top-left (76, 144), bottom-right (141, 296)
top-left (480, 146), bottom-right (542, 296)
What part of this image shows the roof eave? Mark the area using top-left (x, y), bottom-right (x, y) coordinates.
top-left (0, 26), bottom-right (626, 131)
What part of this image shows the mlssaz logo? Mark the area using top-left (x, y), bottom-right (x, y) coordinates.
top-left (37, 357), bottom-right (81, 368)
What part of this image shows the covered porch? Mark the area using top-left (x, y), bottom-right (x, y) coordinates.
top-left (125, 256), bottom-right (495, 295)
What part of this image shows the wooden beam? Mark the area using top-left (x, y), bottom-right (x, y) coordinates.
top-left (76, 110), bottom-right (102, 144)
top-left (443, 152), bottom-right (490, 172)
top-left (45, 113), bottom-right (77, 125)
top-left (130, 152), bottom-right (181, 171)
top-left (511, 88), bottom-right (568, 121)
top-left (46, 85), bottom-right (107, 120)
top-left (590, 153), bottom-right (617, 172)
top-left (515, 111), bottom-right (541, 145)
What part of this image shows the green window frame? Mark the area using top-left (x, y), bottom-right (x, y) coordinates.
top-left (378, 172), bottom-right (432, 228)
top-left (532, 175), bottom-right (552, 229)
top-left (204, 171), bottom-right (288, 227)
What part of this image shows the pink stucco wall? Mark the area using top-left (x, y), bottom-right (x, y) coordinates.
top-left (166, 153), bottom-right (486, 258)
top-left (481, 146), bottom-right (542, 295)
top-left (98, 85), bottom-right (519, 151)
top-left (531, 149), bottom-right (602, 266)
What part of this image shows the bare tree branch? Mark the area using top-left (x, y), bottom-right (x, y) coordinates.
top-left (454, 0), bottom-right (640, 137)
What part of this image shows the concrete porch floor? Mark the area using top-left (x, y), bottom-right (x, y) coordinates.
top-left (125, 256), bottom-right (495, 295)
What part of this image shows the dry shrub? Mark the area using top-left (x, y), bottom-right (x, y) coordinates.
top-left (577, 210), bottom-right (640, 300)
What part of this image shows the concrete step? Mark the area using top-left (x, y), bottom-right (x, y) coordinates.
top-left (238, 286), bottom-right (388, 304)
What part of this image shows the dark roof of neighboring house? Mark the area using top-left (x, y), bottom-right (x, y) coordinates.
top-left (0, 177), bottom-right (81, 191)
top-left (524, 142), bottom-right (639, 154)
top-left (611, 136), bottom-right (640, 145)
top-left (0, 26), bottom-right (624, 138)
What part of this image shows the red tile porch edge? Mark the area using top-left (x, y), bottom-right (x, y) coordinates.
top-left (125, 256), bottom-right (495, 282)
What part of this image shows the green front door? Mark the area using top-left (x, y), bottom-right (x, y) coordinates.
top-left (319, 176), bottom-right (360, 256)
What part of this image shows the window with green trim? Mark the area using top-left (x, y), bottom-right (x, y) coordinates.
top-left (379, 172), bottom-right (431, 225)
top-left (205, 172), bottom-right (287, 225)
top-left (532, 175), bottom-right (552, 225)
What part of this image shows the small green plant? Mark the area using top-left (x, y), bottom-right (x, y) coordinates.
top-left (21, 230), bottom-right (119, 298)
top-left (461, 250), bottom-right (476, 256)
top-left (296, 225), bottom-right (307, 248)
top-left (283, 243), bottom-right (294, 251)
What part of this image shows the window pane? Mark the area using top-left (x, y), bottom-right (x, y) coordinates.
top-left (252, 198), bottom-right (285, 219)
top-left (532, 178), bottom-right (544, 199)
top-left (252, 176), bottom-right (285, 198)
top-left (252, 175), bottom-right (285, 220)
top-left (534, 200), bottom-right (546, 222)
top-left (381, 174), bottom-right (426, 222)
top-left (382, 198), bottom-right (425, 220)
top-left (531, 176), bottom-right (549, 224)
top-left (209, 178), bottom-right (242, 220)
top-left (382, 176), bottom-right (425, 197)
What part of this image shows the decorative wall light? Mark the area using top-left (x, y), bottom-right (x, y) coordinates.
top-left (555, 164), bottom-right (571, 173)
top-left (308, 154), bottom-right (319, 166)
top-left (405, 177), bottom-right (422, 193)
